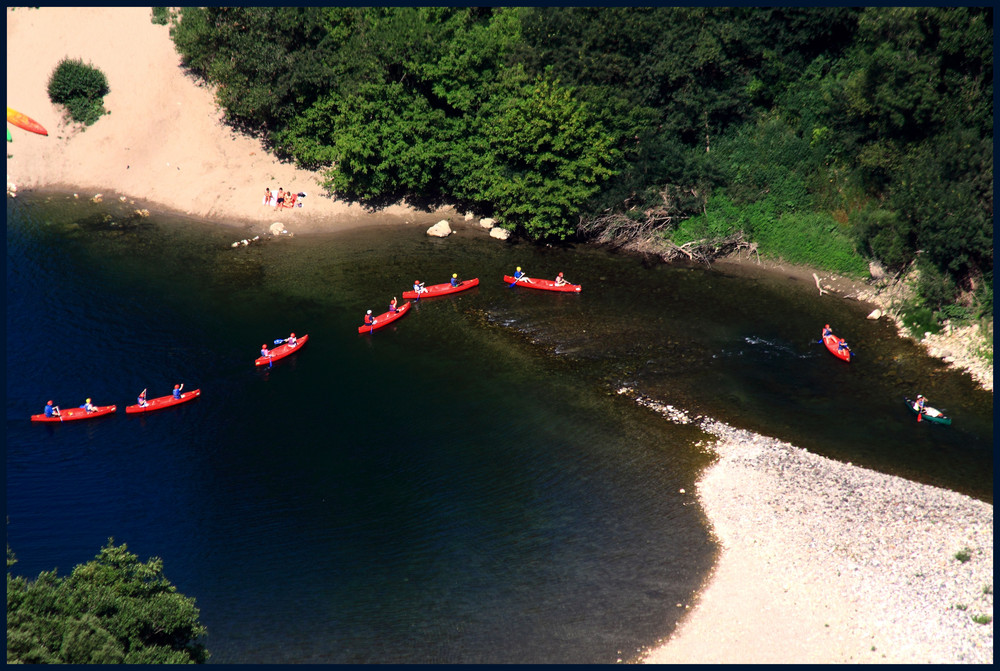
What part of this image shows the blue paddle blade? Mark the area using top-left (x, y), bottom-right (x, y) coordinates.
top-left (273, 338), bottom-right (285, 345)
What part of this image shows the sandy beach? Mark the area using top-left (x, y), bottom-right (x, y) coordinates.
top-left (8, 8), bottom-right (993, 664)
top-left (6, 7), bottom-right (454, 234)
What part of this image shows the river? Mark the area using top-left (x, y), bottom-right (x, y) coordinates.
top-left (5, 192), bottom-right (992, 663)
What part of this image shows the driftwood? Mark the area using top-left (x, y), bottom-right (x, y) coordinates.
top-left (579, 211), bottom-right (755, 265)
top-left (812, 273), bottom-right (829, 296)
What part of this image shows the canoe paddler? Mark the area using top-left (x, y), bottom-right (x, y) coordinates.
top-left (389, 297), bottom-right (398, 313)
top-left (450, 273), bottom-right (461, 287)
top-left (82, 398), bottom-right (98, 413)
top-left (513, 266), bottom-right (532, 283)
top-left (137, 389), bottom-right (148, 407)
top-left (554, 271), bottom-right (569, 286)
top-left (44, 400), bottom-right (61, 418)
top-left (364, 309), bottom-right (376, 327)
top-left (915, 394), bottom-right (927, 412)
top-left (173, 383), bottom-right (184, 400)
top-left (413, 280), bottom-right (426, 295)
top-left (823, 323), bottom-right (833, 337)
top-left (837, 338), bottom-right (850, 353)
top-left (260, 344), bottom-right (273, 359)
top-left (287, 333), bottom-right (297, 347)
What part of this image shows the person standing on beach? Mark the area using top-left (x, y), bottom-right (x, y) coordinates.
top-left (264, 187), bottom-right (272, 206)
top-left (276, 188), bottom-right (285, 208)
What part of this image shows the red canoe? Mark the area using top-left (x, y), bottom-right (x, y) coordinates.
top-left (403, 277), bottom-right (479, 299)
top-left (503, 275), bottom-right (582, 293)
top-left (823, 332), bottom-right (852, 362)
top-left (126, 389), bottom-right (201, 414)
top-left (255, 334), bottom-right (309, 366)
top-left (359, 301), bottom-right (411, 333)
top-left (31, 405), bottom-right (117, 422)
top-left (7, 107), bottom-right (48, 136)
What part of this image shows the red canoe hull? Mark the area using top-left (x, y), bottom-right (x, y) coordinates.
top-left (255, 334), bottom-right (309, 366)
top-left (31, 405), bottom-right (116, 422)
top-left (126, 389), bottom-right (201, 414)
top-left (503, 275), bottom-right (581, 292)
top-left (359, 301), bottom-right (411, 333)
top-left (7, 107), bottom-right (48, 136)
top-left (823, 332), bottom-right (851, 362)
top-left (402, 277), bottom-right (479, 299)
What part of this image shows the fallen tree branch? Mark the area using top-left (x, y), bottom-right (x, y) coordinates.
top-left (813, 273), bottom-right (829, 296)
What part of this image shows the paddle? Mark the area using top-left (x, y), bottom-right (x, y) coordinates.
top-left (509, 276), bottom-right (523, 288)
top-left (273, 338), bottom-right (286, 345)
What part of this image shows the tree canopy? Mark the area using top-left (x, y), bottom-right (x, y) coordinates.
top-left (169, 6), bottom-right (992, 317)
top-left (7, 541), bottom-right (208, 664)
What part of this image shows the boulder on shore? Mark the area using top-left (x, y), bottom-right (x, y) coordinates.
top-left (427, 220), bottom-right (452, 237)
top-left (489, 226), bottom-right (510, 240)
top-left (866, 309), bottom-right (882, 320)
top-left (480, 217), bottom-right (496, 229)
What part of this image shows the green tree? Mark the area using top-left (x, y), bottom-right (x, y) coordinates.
top-left (455, 75), bottom-right (620, 240)
top-left (7, 541), bottom-right (208, 664)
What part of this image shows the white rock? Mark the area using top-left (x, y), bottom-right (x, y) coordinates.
top-left (480, 217), bottom-right (496, 229)
top-left (426, 220), bottom-right (452, 237)
top-left (867, 309), bottom-right (882, 320)
top-left (269, 222), bottom-right (286, 235)
top-left (464, 212), bottom-right (474, 221)
top-left (489, 226), bottom-right (510, 240)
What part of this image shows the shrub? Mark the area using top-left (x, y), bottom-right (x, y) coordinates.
top-left (151, 7), bottom-right (173, 25)
top-left (47, 58), bottom-right (110, 126)
top-left (971, 614), bottom-right (992, 625)
top-left (954, 547), bottom-right (972, 563)
top-left (900, 304), bottom-right (940, 337)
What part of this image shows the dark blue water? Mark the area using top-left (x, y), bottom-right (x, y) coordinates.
top-left (6, 192), bottom-right (992, 663)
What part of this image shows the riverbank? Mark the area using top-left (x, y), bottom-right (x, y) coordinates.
top-left (6, 7), bottom-right (455, 234)
top-left (631, 392), bottom-right (993, 664)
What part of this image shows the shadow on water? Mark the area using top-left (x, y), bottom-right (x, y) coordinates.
top-left (6, 192), bottom-right (993, 664)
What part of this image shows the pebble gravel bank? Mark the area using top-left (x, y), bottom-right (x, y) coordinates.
top-left (624, 390), bottom-right (993, 664)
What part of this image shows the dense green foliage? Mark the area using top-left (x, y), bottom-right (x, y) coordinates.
top-left (7, 541), bottom-right (208, 664)
top-left (151, 7), bottom-right (173, 25)
top-left (169, 7), bottom-right (992, 317)
top-left (46, 58), bottom-right (110, 126)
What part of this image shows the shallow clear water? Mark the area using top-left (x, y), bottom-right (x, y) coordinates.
top-left (6, 192), bottom-right (992, 663)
